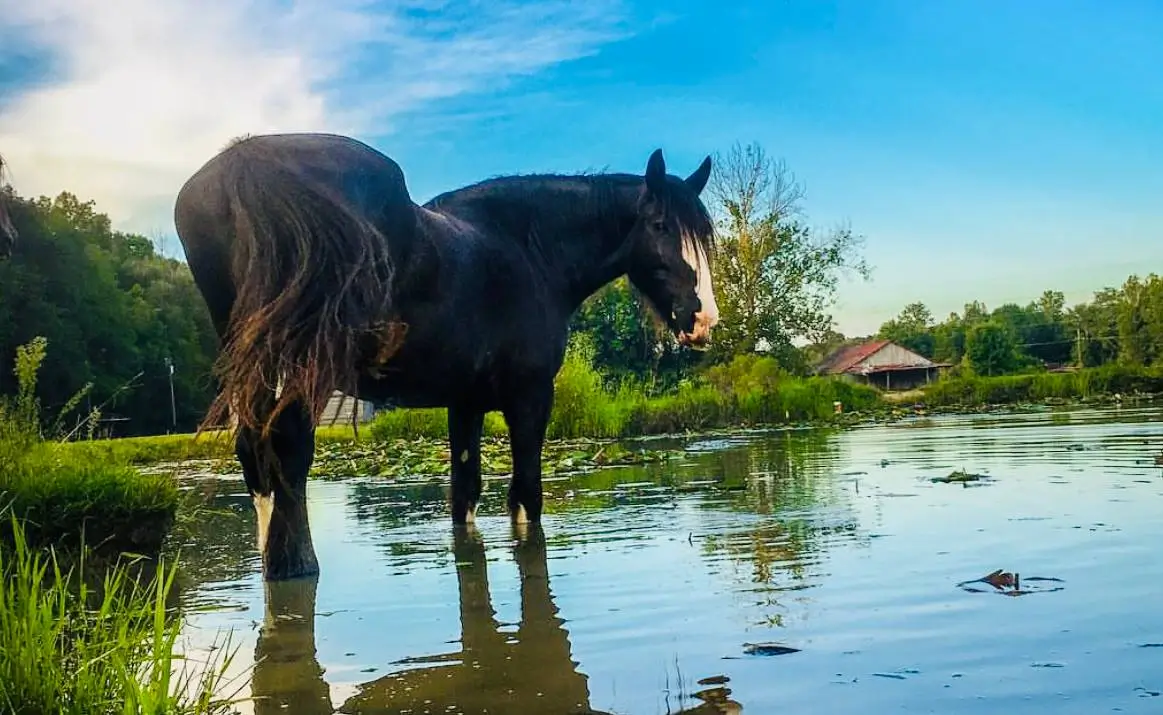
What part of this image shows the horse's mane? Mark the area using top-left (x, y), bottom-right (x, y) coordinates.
top-left (426, 171), bottom-right (716, 256)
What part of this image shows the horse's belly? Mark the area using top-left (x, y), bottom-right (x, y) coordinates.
top-left (356, 348), bottom-right (501, 410)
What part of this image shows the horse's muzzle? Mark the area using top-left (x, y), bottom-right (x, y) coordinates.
top-left (677, 311), bottom-right (717, 351)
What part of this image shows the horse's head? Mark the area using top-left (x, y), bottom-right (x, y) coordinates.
top-left (626, 148), bottom-right (719, 350)
top-left (0, 155), bottom-right (16, 259)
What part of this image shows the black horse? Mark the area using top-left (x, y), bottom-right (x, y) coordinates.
top-left (0, 154), bottom-right (17, 258)
top-left (174, 133), bottom-right (720, 581)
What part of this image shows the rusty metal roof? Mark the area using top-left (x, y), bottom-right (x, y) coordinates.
top-left (816, 340), bottom-right (891, 374)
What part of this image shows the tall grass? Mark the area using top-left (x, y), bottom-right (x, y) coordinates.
top-left (922, 364), bottom-right (1163, 407)
top-left (0, 337), bottom-right (180, 552)
top-left (0, 514), bottom-right (242, 715)
top-left (367, 343), bottom-right (885, 442)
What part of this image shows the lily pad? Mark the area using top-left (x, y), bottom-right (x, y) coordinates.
top-left (208, 435), bottom-right (685, 481)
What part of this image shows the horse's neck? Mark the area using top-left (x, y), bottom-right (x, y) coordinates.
top-left (430, 176), bottom-right (640, 312)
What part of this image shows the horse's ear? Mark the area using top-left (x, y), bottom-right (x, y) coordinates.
top-left (645, 148), bottom-right (666, 195)
top-left (685, 156), bottom-right (712, 195)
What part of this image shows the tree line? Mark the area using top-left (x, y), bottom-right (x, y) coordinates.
top-left (0, 190), bottom-right (218, 435)
top-left (870, 274), bottom-right (1163, 377)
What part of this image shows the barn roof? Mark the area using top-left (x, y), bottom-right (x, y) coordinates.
top-left (816, 340), bottom-right (891, 375)
top-left (816, 340), bottom-right (948, 376)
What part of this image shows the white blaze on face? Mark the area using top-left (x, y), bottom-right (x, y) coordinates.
top-left (682, 238), bottom-right (719, 329)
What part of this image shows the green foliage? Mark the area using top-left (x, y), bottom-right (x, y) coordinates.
top-left (1115, 274), bottom-right (1163, 367)
top-left (0, 515), bottom-right (240, 715)
top-left (546, 333), bottom-right (640, 439)
top-left (0, 338), bottom-right (180, 552)
top-left (367, 408), bottom-right (508, 442)
top-left (0, 191), bottom-right (217, 436)
top-left (923, 364), bottom-right (1163, 407)
top-left (877, 302), bottom-right (935, 358)
top-left (703, 142), bottom-right (871, 365)
top-left (367, 347), bottom-right (884, 442)
top-left (963, 320), bottom-right (1022, 376)
top-left (874, 276), bottom-right (1163, 381)
top-left (59, 423), bottom-right (361, 467)
top-left (568, 277), bottom-right (706, 392)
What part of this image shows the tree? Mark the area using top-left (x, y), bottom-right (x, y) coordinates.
top-left (1116, 274), bottom-right (1163, 367)
top-left (705, 142), bottom-right (871, 365)
top-left (0, 190), bottom-right (218, 435)
top-left (1066, 288), bottom-right (1120, 367)
top-left (798, 328), bottom-right (850, 371)
top-left (569, 277), bottom-right (704, 391)
top-left (964, 321), bottom-right (1020, 376)
top-left (877, 302), bottom-right (935, 357)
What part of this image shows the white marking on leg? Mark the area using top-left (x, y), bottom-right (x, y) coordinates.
top-left (253, 494), bottom-right (274, 557)
top-left (513, 503), bottom-right (529, 524)
top-left (464, 502), bottom-right (478, 524)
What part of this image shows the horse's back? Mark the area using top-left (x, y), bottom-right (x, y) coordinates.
top-left (173, 132), bottom-right (416, 334)
top-left (177, 133), bottom-right (409, 221)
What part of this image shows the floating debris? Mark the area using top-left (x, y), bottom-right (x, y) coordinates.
top-left (931, 469), bottom-right (991, 484)
top-left (741, 642), bottom-right (801, 657)
top-left (957, 568), bottom-right (1065, 596)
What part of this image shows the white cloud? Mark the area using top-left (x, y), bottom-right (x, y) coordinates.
top-left (0, 0), bottom-right (629, 240)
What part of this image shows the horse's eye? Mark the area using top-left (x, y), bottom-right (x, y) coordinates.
top-left (651, 220), bottom-right (667, 233)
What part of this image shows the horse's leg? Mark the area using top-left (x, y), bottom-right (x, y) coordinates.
top-left (449, 404), bottom-right (485, 524)
top-left (502, 386), bottom-right (552, 524)
top-left (236, 400), bottom-right (319, 581)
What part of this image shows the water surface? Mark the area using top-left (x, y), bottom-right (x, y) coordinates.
top-left (177, 406), bottom-right (1163, 714)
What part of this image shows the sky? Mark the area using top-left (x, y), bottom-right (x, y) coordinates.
top-left (0, 0), bottom-right (1160, 337)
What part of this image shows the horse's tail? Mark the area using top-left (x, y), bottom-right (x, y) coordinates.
top-left (199, 139), bottom-right (410, 438)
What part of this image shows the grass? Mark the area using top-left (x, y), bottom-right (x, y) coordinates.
top-left (58, 345), bottom-right (891, 468)
top-left (61, 423), bottom-right (358, 467)
top-left (0, 439), bottom-right (179, 553)
top-left (367, 348), bottom-right (886, 443)
top-left (0, 514), bottom-right (242, 715)
top-left (0, 337), bottom-right (182, 554)
top-left (921, 364), bottom-right (1163, 408)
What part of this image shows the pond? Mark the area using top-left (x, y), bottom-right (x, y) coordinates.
top-left (175, 406), bottom-right (1163, 714)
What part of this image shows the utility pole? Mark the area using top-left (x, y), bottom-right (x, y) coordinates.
top-left (164, 357), bottom-right (177, 432)
top-left (1076, 327), bottom-right (1084, 369)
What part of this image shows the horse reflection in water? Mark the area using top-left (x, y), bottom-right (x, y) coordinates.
top-left (249, 525), bottom-right (742, 714)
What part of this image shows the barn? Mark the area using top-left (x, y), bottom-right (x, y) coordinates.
top-left (816, 340), bottom-right (950, 390)
top-left (221, 389), bottom-right (378, 430)
top-left (318, 390), bottom-right (377, 426)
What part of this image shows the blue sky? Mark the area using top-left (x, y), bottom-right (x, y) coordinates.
top-left (1, 0), bottom-right (1160, 336)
